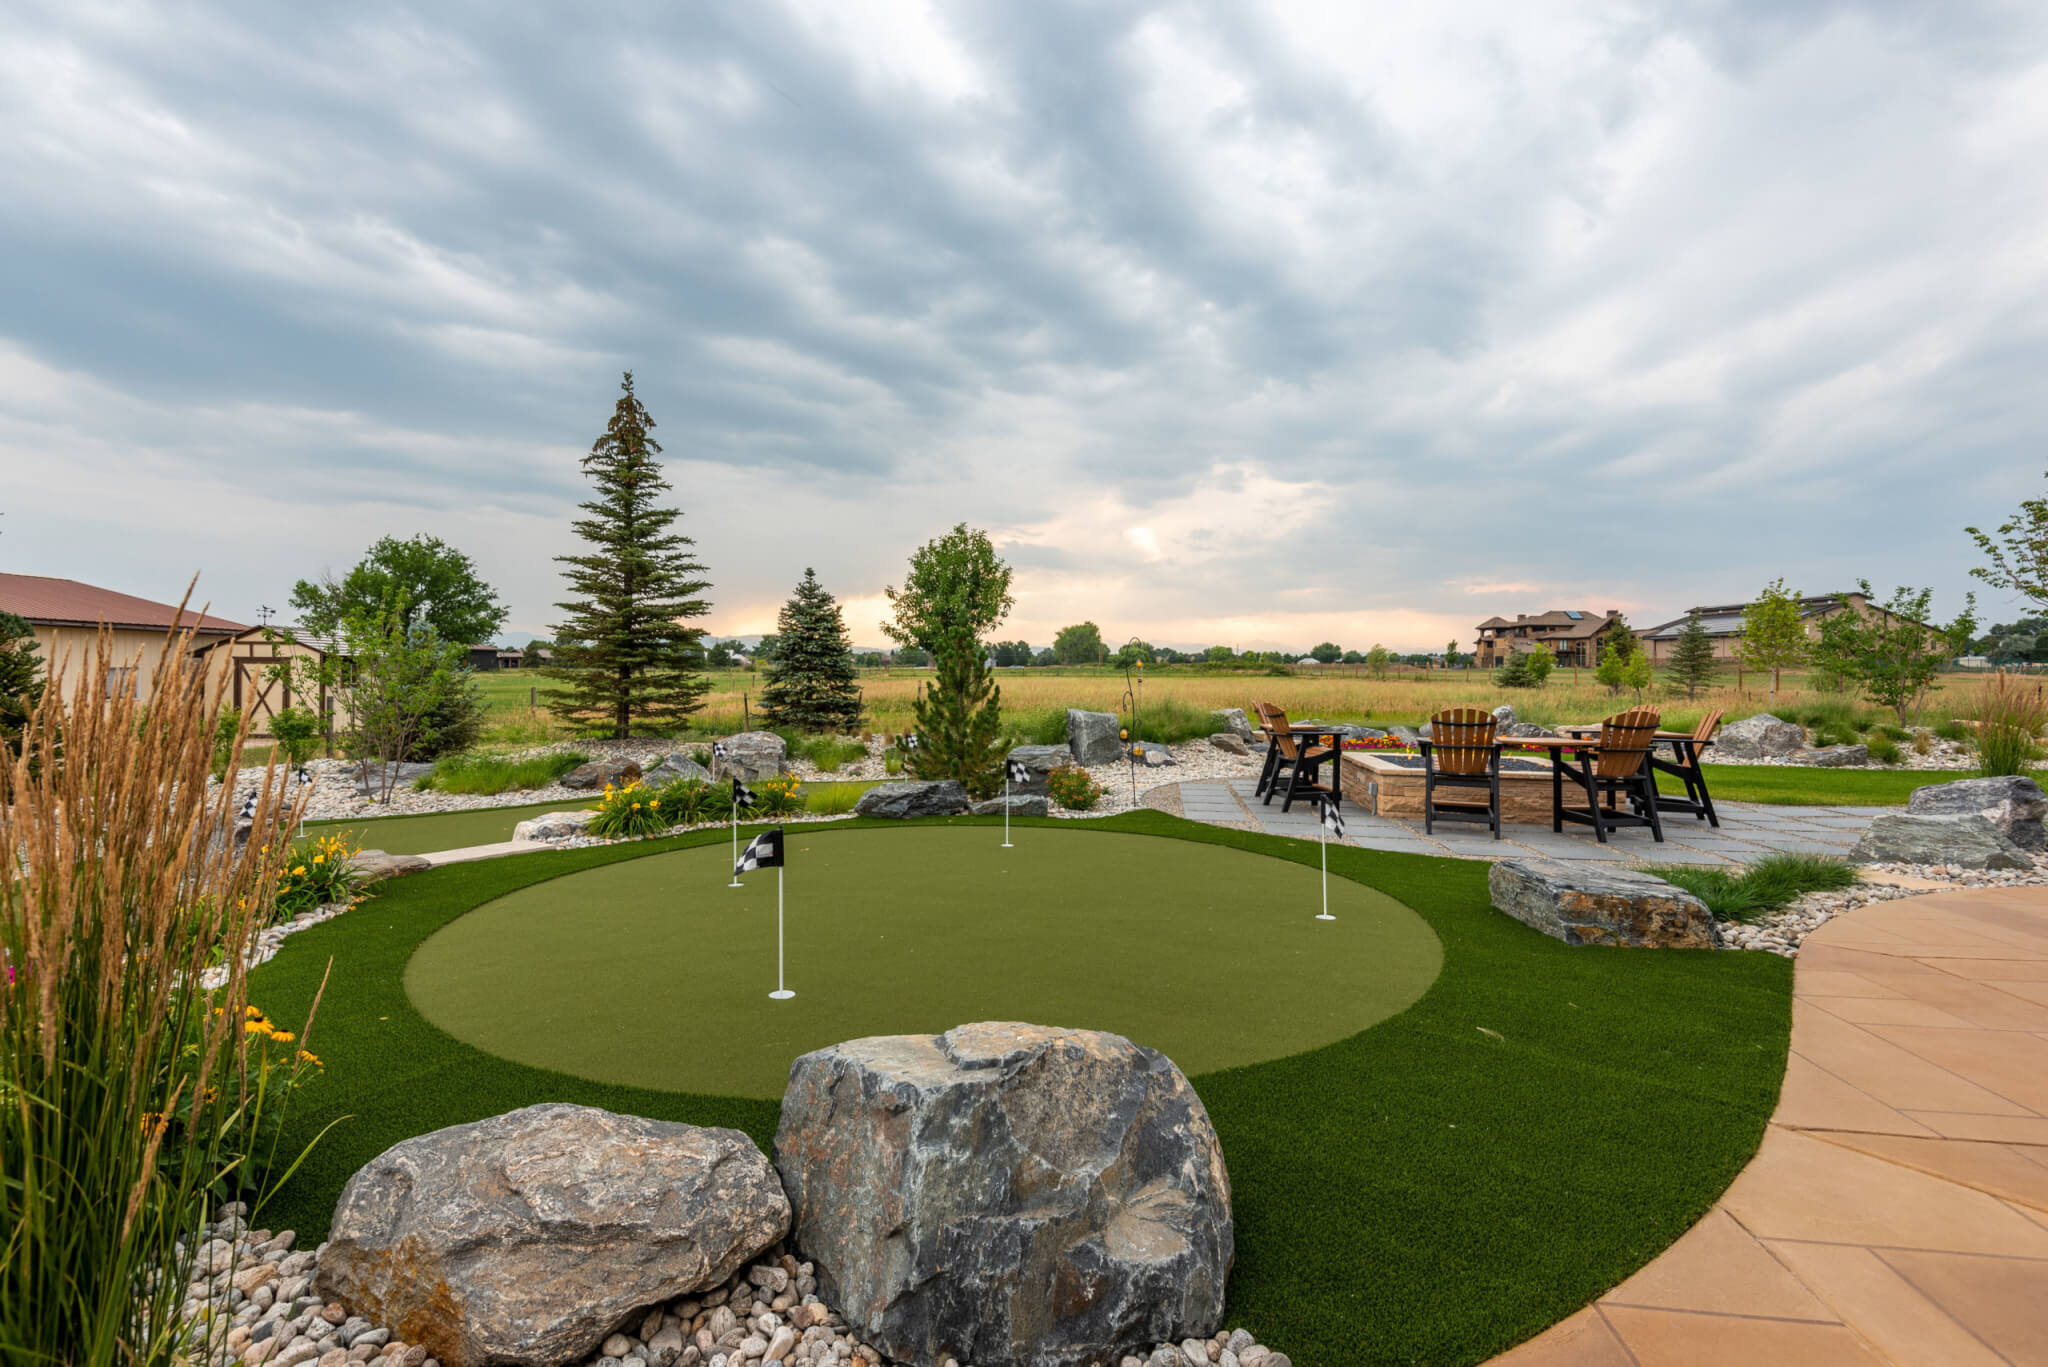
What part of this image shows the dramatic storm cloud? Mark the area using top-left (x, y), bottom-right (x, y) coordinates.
top-left (4, 0), bottom-right (2042, 648)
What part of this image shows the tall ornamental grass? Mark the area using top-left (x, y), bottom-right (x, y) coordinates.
top-left (0, 628), bottom-right (322, 1366)
top-left (1973, 670), bottom-right (2048, 777)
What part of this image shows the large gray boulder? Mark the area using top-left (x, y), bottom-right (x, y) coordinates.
top-left (974, 794), bottom-right (1051, 818)
top-left (1848, 814), bottom-right (2032, 870)
top-left (352, 759), bottom-right (435, 797)
top-left (1210, 708), bottom-right (1254, 741)
top-left (1067, 709), bottom-right (1123, 766)
top-left (1795, 744), bottom-right (1869, 768)
top-left (1004, 744), bottom-right (1071, 797)
top-left (854, 780), bottom-right (972, 819)
top-left (711, 732), bottom-right (789, 784)
top-left (316, 1103), bottom-right (790, 1367)
top-left (1489, 858), bottom-right (1723, 949)
top-left (1907, 776), bottom-right (2048, 849)
top-left (346, 849), bottom-right (433, 883)
top-left (1208, 733), bottom-right (1250, 756)
top-left (561, 757), bottom-right (641, 791)
top-left (1714, 713), bottom-right (1806, 760)
top-left (642, 752), bottom-right (714, 786)
top-left (511, 810), bottom-right (593, 843)
top-left (774, 1023), bottom-right (1233, 1367)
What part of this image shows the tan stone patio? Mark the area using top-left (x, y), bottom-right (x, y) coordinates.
top-left (1487, 886), bottom-right (2048, 1367)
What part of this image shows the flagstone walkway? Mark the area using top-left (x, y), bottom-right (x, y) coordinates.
top-left (1172, 778), bottom-right (1882, 865)
top-left (1487, 885), bottom-right (2048, 1366)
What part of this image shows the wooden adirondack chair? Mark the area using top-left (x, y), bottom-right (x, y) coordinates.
top-left (1651, 709), bottom-right (1723, 827)
top-left (1552, 707), bottom-right (1665, 843)
top-left (1258, 703), bottom-right (1339, 814)
top-left (1417, 708), bottom-right (1503, 838)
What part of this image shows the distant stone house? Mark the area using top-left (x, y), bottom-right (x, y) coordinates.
top-left (1636, 591), bottom-right (1884, 662)
top-left (0, 572), bottom-right (245, 704)
top-left (1472, 610), bottom-right (1623, 670)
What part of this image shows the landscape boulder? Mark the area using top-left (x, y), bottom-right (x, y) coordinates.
top-left (1135, 745), bottom-right (1176, 767)
top-left (316, 1103), bottom-right (790, 1367)
top-left (1848, 814), bottom-right (2032, 870)
top-left (346, 849), bottom-right (433, 882)
top-left (774, 1022), bottom-right (1233, 1367)
top-left (973, 794), bottom-right (1050, 818)
top-left (351, 759), bottom-right (436, 796)
top-left (1488, 858), bottom-right (1722, 949)
top-left (1004, 744), bottom-right (1071, 797)
top-left (1210, 708), bottom-right (1254, 741)
top-left (1907, 776), bottom-right (2048, 849)
top-left (1795, 744), bottom-right (1869, 768)
top-left (561, 757), bottom-right (642, 791)
top-left (1208, 733), bottom-right (1250, 756)
top-left (1387, 724), bottom-right (1423, 746)
top-left (1067, 709), bottom-right (1123, 766)
top-left (641, 752), bottom-right (714, 786)
top-left (710, 732), bottom-right (789, 784)
top-left (1501, 722), bottom-right (1558, 738)
top-left (1713, 713), bottom-right (1807, 760)
top-left (512, 810), bottom-right (593, 843)
top-left (853, 780), bottom-right (973, 820)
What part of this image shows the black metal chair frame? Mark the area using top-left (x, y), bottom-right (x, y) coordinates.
top-left (1649, 735), bottom-right (1719, 827)
top-left (1417, 722), bottom-right (1504, 838)
top-left (1551, 727), bottom-right (1666, 844)
top-left (1260, 720), bottom-right (1339, 813)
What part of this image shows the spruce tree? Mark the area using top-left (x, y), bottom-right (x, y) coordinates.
top-left (759, 568), bottom-right (862, 732)
top-left (0, 610), bottom-right (44, 755)
top-left (546, 372), bottom-right (712, 738)
top-left (910, 625), bottom-right (1006, 796)
top-left (1667, 613), bottom-right (1721, 699)
top-left (885, 526), bottom-right (1012, 794)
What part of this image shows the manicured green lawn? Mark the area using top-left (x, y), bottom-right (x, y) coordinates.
top-left (306, 799), bottom-right (592, 855)
top-left (249, 812), bottom-right (1791, 1367)
top-left (1664, 763), bottom-right (1957, 806)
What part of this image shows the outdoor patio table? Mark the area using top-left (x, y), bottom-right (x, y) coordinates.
top-left (1496, 735), bottom-right (1631, 825)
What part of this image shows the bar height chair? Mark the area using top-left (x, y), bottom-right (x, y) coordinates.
top-left (1552, 708), bottom-right (1665, 844)
top-left (1417, 707), bottom-right (1504, 838)
top-left (1650, 709), bottom-right (1723, 827)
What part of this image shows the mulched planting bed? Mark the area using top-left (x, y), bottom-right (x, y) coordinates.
top-left (250, 811), bottom-right (1792, 1367)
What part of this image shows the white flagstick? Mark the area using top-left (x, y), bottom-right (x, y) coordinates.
top-left (1317, 797), bottom-right (1337, 920)
top-left (727, 789), bottom-right (742, 889)
top-left (1002, 770), bottom-right (1014, 848)
top-left (768, 863), bottom-right (794, 999)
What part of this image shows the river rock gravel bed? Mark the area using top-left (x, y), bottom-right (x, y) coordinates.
top-left (174, 1208), bottom-right (1288, 1367)
top-left (1715, 854), bottom-right (2048, 956)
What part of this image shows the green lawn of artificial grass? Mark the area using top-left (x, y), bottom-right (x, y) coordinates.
top-left (247, 812), bottom-right (1792, 1367)
top-left (405, 827), bottom-right (1442, 1096)
top-left (1659, 763), bottom-right (1952, 806)
top-left (305, 799), bottom-right (593, 855)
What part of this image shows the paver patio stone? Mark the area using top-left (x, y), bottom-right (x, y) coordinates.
top-left (1758, 1240), bottom-right (2012, 1367)
top-left (1593, 1304), bottom-right (1889, 1367)
top-left (1875, 1248), bottom-right (2048, 1363)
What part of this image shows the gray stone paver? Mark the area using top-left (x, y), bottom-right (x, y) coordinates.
top-left (1164, 783), bottom-right (1884, 866)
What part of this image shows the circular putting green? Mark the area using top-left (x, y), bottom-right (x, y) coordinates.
top-left (404, 825), bottom-right (1443, 1097)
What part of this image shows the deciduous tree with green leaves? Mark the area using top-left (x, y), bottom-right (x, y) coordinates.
top-left (1052, 621), bottom-right (1106, 665)
top-left (1737, 579), bottom-right (1808, 697)
top-left (758, 568), bottom-right (862, 732)
top-left (1810, 581), bottom-right (1978, 725)
top-left (1525, 641), bottom-right (1555, 685)
top-left (1596, 634), bottom-right (1651, 699)
top-left (290, 599), bottom-right (469, 801)
top-left (1665, 612), bottom-right (1721, 699)
top-left (1967, 470), bottom-right (2048, 609)
top-left (545, 372), bottom-right (713, 738)
top-left (1364, 643), bottom-right (1393, 679)
top-left (1310, 641), bottom-right (1342, 664)
top-left (885, 526), bottom-right (1012, 794)
top-left (291, 534), bottom-right (507, 648)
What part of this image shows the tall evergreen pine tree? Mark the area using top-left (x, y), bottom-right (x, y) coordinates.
top-left (1667, 612), bottom-right (1721, 699)
top-left (759, 569), bottom-right (862, 732)
top-left (0, 610), bottom-right (45, 755)
top-left (545, 373), bottom-right (712, 738)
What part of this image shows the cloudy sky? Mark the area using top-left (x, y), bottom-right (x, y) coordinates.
top-left (4, 1), bottom-right (2042, 651)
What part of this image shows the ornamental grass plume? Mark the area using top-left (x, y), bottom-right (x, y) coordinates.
top-left (0, 617), bottom-right (326, 1366)
top-left (1973, 669), bottom-right (2048, 778)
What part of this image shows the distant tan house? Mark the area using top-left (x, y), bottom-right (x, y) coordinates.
top-left (1473, 610), bottom-right (1623, 669)
top-left (1636, 591), bottom-right (1884, 662)
top-left (0, 572), bottom-right (244, 703)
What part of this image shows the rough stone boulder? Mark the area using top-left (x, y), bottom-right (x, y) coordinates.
top-left (1795, 744), bottom-right (1869, 768)
top-left (710, 732), bottom-right (789, 784)
top-left (774, 1022), bottom-right (1234, 1367)
top-left (974, 794), bottom-right (1051, 818)
top-left (1004, 744), bottom-right (1071, 797)
top-left (1907, 776), bottom-right (2048, 849)
top-left (642, 752), bottom-right (714, 787)
top-left (346, 849), bottom-right (433, 882)
top-left (512, 810), bottom-right (593, 843)
top-left (561, 757), bottom-right (641, 791)
top-left (1210, 708), bottom-right (1254, 741)
top-left (1488, 858), bottom-right (1722, 949)
top-left (1848, 814), bottom-right (2032, 870)
top-left (1501, 722), bottom-right (1558, 738)
top-left (352, 759), bottom-right (435, 796)
top-left (1713, 713), bottom-right (1806, 759)
top-left (1067, 709), bottom-right (1123, 766)
top-left (1208, 733), bottom-right (1250, 756)
top-left (853, 780), bottom-right (972, 819)
top-left (1135, 744), bottom-right (1176, 767)
top-left (316, 1103), bottom-right (790, 1367)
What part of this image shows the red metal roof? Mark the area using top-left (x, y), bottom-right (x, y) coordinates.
top-left (0, 573), bottom-right (246, 634)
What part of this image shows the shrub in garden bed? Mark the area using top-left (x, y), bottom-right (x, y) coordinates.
top-left (416, 750), bottom-right (590, 795)
top-left (1046, 763), bottom-right (1104, 811)
top-left (654, 776), bottom-right (726, 824)
top-left (583, 781), bottom-right (675, 838)
top-left (1649, 854), bottom-right (1858, 922)
top-left (275, 831), bottom-right (368, 921)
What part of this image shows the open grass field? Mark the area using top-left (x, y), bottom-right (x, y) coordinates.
top-left (249, 812), bottom-right (1792, 1366)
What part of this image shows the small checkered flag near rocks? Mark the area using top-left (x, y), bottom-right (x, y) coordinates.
top-left (734, 827), bottom-right (784, 876)
top-left (712, 740), bottom-right (729, 761)
top-left (731, 780), bottom-right (757, 809)
top-left (1005, 758), bottom-right (1030, 785)
top-left (900, 733), bottom-right (920, 751)
top-left (237, 792), bottom-right (256, 822)
top-left (293, 765), bottom-right (310, 787)
top-left (1319, 797), bottom-right (1346, 840)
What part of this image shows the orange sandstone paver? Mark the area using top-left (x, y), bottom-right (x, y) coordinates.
top-left (1488, 886), bottom-right (2048, 1367)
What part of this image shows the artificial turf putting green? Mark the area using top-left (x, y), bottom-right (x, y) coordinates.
top-left (405, 826), bottom-right (1442, 1097)
top-left (249, 813), bottom-right (1792, 1366)
top-left (305, 799), bottom-right (592, 855)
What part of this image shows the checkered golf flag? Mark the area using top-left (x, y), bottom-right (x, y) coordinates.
top-left (1319, 798), bottom-right (1346, 840)
top-left (731, 780), bottom-right (757, 809)
top-left (1005, 758), bottom-right (1030, 785)
top-left (294, 765), bottom-right (310, 787)
top-left (237, 792), bottom-right (256, 821)
top-left (901, 733), bottom-right (920, 751)
top-left (712, 740), bottom-right (729, 761)
top-left (733, 827), bottom-right (784, 875)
